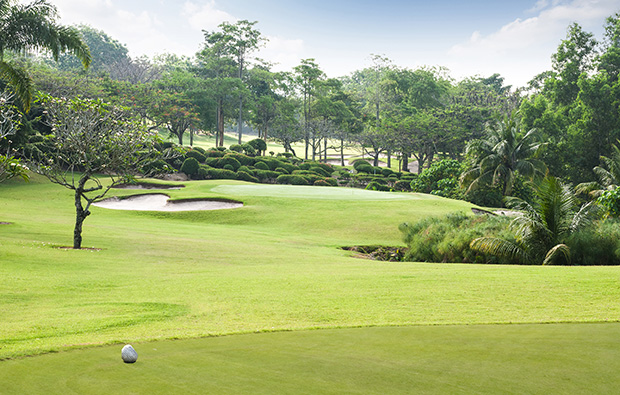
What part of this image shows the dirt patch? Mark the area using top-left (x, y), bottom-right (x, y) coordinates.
top-left (93, 193), bottom-right (243, 212)
top-left (342, 245), bottom-right (407, 261)
top-left (56, 247), bottom-right (102, 251)
top-left (0, 222), bottom-right (12, 225)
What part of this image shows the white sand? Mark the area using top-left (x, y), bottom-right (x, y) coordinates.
top-left (93, 194), bottom-right (242, 212)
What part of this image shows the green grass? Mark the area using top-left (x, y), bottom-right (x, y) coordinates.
top-left (2, 175), bottom-right (620, 392)
top-left (2, 323), bottom-right (620, 394)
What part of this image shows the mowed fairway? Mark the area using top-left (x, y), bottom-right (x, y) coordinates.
top-left (2, 175), bottom-right (620, 393)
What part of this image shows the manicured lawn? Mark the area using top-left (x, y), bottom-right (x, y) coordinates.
top-left (2, 323), bottom-right (620, 394)
top-left (1, 175), bottom-right (620, 392)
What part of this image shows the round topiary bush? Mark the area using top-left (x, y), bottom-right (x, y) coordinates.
top-left (255, 161), bottom-right (269, 170)
top-left (247, 138), bottom-right (267, 153)
top-left (355, 164), bottom-right (375, 174)
top-left (205, 150), bottom-right (225, 158)
top-left (206, 168), bottom-right (237, 180)
top-left (275, 167), bottom-right (290, 174)
top-left (180, 157), bottom-right (200, 176)
top-left (238, 165), bottom-right (255, 175)
top-left (186, 149), bottom-right (206, 163)
top-left (229, 144), bottom-right (243, 153)
top-left (220, 156), bottom-right (241, 171)
top-left (225, 152), bottom-right (254, 166)
top-left (242, 143), bottom-right (256, 156)
top-left (314, 179), bottom-right (331, 187)
top-left (394, 180), bottom-right (412, 192)
top-left (223, 164), bottom-right (235, 171)
top-left (276, 174), bottom-right (310, 185)
top-left (237, 170), bottom-right (259, 183)
top-left (255, 169), bottom-right (279, 181)
top-left (366, 181), bottom-right (391, 192)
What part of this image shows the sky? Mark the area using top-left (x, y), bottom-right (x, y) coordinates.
top-left (39, 0), bottom-right (620, 87)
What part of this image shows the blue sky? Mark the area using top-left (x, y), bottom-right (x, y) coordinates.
top-left (44, 0), bottom-right (620, 87)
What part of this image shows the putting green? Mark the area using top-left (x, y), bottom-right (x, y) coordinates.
top-left (2, 323), bottom-right (619, 394)
top-left (211, 183), bottom-right (438, 200)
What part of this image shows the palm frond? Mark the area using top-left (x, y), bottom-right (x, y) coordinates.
top-left (0, 60), bottom-right (33, 111)
top-left (470, 237), bottom-right (528, 263)
top-left (543, 244), bottom-right (570, 265)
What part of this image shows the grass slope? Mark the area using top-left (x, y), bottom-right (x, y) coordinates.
top-left (2, 175), bottom-right (620, 392)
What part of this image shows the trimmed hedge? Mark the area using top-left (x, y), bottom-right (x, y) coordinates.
top-left (205, 150), bottom-right (225, 158)
top-left (255, 161), bottom-right (270, 170)
top-left (181, 157), bottom-right (200, 176)
top-left (276, 174), bottom-right (310, 185)
top-left (220, 156), bottom-right (242, 171)
top-left (186, 150), bottom-right (206, 163)
top-left (255, 170), bottom-right (279, 181)
top-left (237, 170), bottom-right (259, 183)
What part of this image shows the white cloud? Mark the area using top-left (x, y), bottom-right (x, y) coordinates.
top-left (181, 1), bottom-right (236, 32)
top-left (447, 0), bottom-right (619, 87)
top-left (259, 35), bottom-right (305, 71)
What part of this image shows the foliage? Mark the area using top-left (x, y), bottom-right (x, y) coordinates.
top-left (236, 170), bottom-right (259, 183)
top-left (598, 186), bottom-right (620, 217)
top-left (276, 174), bottom-right (310, 185)
top-left (411, 159), bottom-right (462, 198)
top-left (0, 0), bottom-right (91, 110)
top-left (399, 212), bottom-right (514, 263)
top-left (181, 157), bottom-right (200, 176)
top-left (185, 149), bottom-right (206, 163)
top-left (28, 94), bottom-right (159, 248)
top-left (470, 176), bottom-right (602, 265)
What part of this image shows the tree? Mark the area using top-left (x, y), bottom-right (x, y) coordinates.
top-left (471, 176), bottom-right (599, 265)
top-left (0, 91), bottom-right (27, 182)
top-left (461, 111), bottom-right (547, 197)
top-left (294, 58), bottom-right (325, 159)
top-left (29, 95), bottom-right (160, 249)
top-left (0, 0), bottom-right (91, 110)
top-left (576, 142), bottom-right (620, 198)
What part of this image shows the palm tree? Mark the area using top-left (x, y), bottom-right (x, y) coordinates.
top-left (470, 176), bottom-right (599, 265)
top-left (461, 111), bottom-right (547, 197)
top-left (576, 142), bottom-right (620, 198)
top-left (0, 0), bottom-right (91, 110)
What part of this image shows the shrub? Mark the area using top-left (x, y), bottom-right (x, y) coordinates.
top-left (196, 165), bottom-right (209, 180)
top-left (371, 177), bottom-right (387, 185)
top-left (223, 164), bottom-right (235, 171)
top-left (277, 152), bottom-right (293, 158)
top-left (220, 156), bottom-right (241, 171)
top-left (393, 180), bottom-right (412, 192)
top-left (352, 159), bottom-right (371, 170)
top-left (275, 167), bottom-right (290, 174)
top-left (411, 159), bottom-right (462, 195)
top-left (238, 165), bottom-right (255, 175)
top-left (237, 170), bottom-right (259, 183)
top-left (399, 213), bottom-right (514, 263)
top-left (180, 157), bottom-right (200, 176)
top-left (192, 147), bottom-right (206, 155)
top-left (324, 178), bottom-right (338, 186)
top-left (205, 157), bottom-right (222, 168)
top-left (598, 187), bottom-right (620, 217)
top-left (314, 179), bottom-right (331, 187)
top-left (229, 144), bottom-right (243, 153)
top-left (205, 167), bottom-right (237, 180)
top-left (247, 138), bottom-right (267, 152)
top-left (309, 166), bottom-right (330, 177)
top-left (224, 152), bottom-right (254, 166)
top-left (205, 150), bottom-right (225, 158)
top-left (255, 169), bottom-right (279, 181)
top-left (185, 149), bottom-right (206, 163)
top-left (255, 161), bottom-right (270, 170)
top-left (366, 181), bottom-right (390, 192)
top-left (567, 221), bottom-right (620, 265)
top-left (355, 164), bottom-right (375, 174)
top-left (216, 146), bottom-right (227, 152)
top-left (465, 185), bottom-right (503, 208)
top-left (241, 143), bottom-right (256, 156)
top-left (276, 174), bottom-right (310, 185)
top-left (382, 168), bottom-right (395, 177)
top-left (142, 159), bottom-right (172, 175)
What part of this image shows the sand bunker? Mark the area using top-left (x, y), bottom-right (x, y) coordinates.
top-left (114, 182), bottom-right (184, 190)
top-left (93, 194), bottom-right (243, 212)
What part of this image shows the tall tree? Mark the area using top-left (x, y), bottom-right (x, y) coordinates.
top-left (0, 0), bottom-right (91, 110)
top-left (294, 58), bottom-right (324, 159)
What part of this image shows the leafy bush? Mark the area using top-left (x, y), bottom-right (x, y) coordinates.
top-left (567, 220), bottom-right (620, 265)
top-left (192, 146), bottom-right (206, 155)
top-left (324, 178), bottom-right (338, 186)
top-left (352, 159), bottom-right (371, 170)
top-left (238, 165), bottom-right (255, 175)
top-left (365, 181), bottom-right (390, 191)
top-left (224, 152), bottom-right (254, 166)
top-left (393, 180), bottom-right (412, 192)
top-left (223, 164), bottom-right (235, 171)
top-left (241, 143), bottom-right (256, 156)
top-left (255, 169), bottom-right (279, 181)
top-left (229, 144), bottom-right (243, 153)
top-left (598, 187), bottom-right (620, 217)
top-left (205, 150), bottom-right (225, 158)
top-left (355, 163), bottom-right (375, 174)
top-left (142, 159), bottom-right (172, 175)
top-left (220, 156), bottom-right (242, 171)
top-left (255, 157), bottom-right (285, 170)
top-left (205, 167), bottom-right (237, 180)
top-left (399, 212), bottom-right (514, 263)
top-left (247, 138), bottom-right (267, 152)
top-left (276, 174), bottom-right (310, 185)
top-left (309, 166), bottom-right (330, 177)
top-left (255, 161), bottom-right (270, 170)
top-left (314, 179), bottom-right (331, 187)
top-left (382, 168), bottom-right (395, 177)
top-left (196, 165), bottom-right (209, 180)
top-left (410, 159), bottom-right (462, 196)
top-left (371, 177), bottom-right (387, 185)
top-left (465, 185), bottom-right (503, 208)
top-left (275, 167), bottom-right (290, 174)
top-left (180, 157), bottom-right (200, 176)
top-left (237, 170), bottom-right (259, 183)
top-left (277, 152), bottom-right (293, 159)
top-left (185, 149), bottom-right (206, 163)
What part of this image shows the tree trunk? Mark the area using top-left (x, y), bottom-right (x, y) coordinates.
top-left (238, 95), bottom-right (243, 144)
top-left (402, 153), bottom-right (409, 172)
top-left (73, 178), bottom-right (91, 249)
top-left (323, 137), bottom-right (327, 162)
top-left (387, 149), bottom-right (391, 169)
top-left (218, 104), bottom-right (224, 147)
top-left (190, 127), bottom-right (194, 146)
top-left (340, 138), bottom-right (345, 166)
